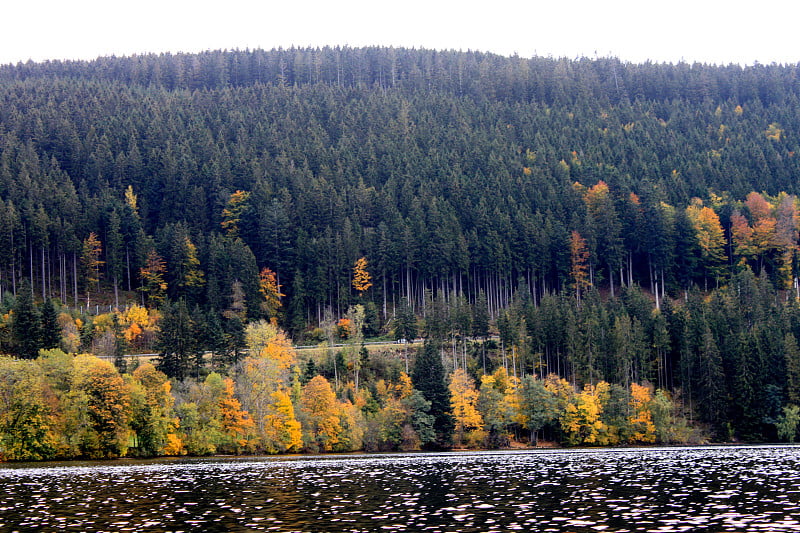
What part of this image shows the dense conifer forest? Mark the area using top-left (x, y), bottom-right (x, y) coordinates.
top-left (3, 48), bottom-right (800, 459)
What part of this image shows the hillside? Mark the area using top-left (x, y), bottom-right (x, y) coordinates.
top-left (3, 48), bottom-right (800, 447)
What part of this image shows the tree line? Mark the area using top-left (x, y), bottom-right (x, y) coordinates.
top-left (0, 319), bottom-right (709, 462)
top-left (4, 262), bottom-right (800, 458)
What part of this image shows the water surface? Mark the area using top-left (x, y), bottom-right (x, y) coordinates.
top-left (2, 446), bottom-right (800, 532)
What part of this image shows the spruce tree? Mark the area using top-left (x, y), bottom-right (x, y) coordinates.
top-left (472, 291), bottom-right (491, 373)
top-left (223, 314), bottom-right (246, 366)
top-left (785, 332), bottom-right (800, 405)
top-left (156, 299), bottom-right (196, 380)
top-left (12, 281), bottom-right (42, 359)
top-left (412, 341), bottom-right (453, 448)
top-left (394, 297), bottom-right (417, 342)
top-left (39, 298), bottom-right (62, 350)
top-left (112, 313), bottom-right (128, 374)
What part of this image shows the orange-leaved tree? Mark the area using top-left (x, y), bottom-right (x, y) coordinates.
top-left (259, 267), bottom-right (284, 320)
top-left (352, 256), bottom-right (372, 296)
top-left (218, 376), bottom-right (255, 454)
top-left (299, 375), bottom-right (342, 452)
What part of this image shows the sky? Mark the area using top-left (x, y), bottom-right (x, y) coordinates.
top-left (1, 0), bottom-right (798, 67)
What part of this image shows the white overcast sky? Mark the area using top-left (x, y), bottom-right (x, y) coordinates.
top-left (1, 0), bottom-right (798, 66)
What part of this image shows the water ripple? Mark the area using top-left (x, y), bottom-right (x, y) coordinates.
top-left (2, 446), bottom-right (800, 531)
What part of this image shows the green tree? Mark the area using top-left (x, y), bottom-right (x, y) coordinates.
top-left (472, 291), bottom-right (490, 339)
top-left (412, 341), bottom-right (453, 448)
top-left (785, 332), bottom-right (800, 405)
top-left (0, 357), bottom-right (56, 461)
top-left (39, 298), bottom-right (61, 350)
top-left (127, 363), bottom-right (178, 457)
top-left (518, 375), bottom-right (560, 445)
top-left (156, 299), bottom-right (199, 380)
top-left (777, 404), bottom-right (800, 442)
top-left (106, 209), bottom-right (125, 308)
top-left (12, 281), bottom-right (41, 359)
top-left (394, 297), bottom-right (417, 342)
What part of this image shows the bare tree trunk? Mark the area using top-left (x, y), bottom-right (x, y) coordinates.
top-left (73, 253), bottom-right (78, 306)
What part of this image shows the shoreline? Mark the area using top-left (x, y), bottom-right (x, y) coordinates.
top-left (5, 441), bottom-right (799, 468)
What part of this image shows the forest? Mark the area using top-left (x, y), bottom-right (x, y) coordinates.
top-left (3, 47), bottom-right (800, 459)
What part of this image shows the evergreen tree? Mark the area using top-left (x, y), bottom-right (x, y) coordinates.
top-left (394, 297), bottom-right (417, 342)
top-left (288, 271), bottom-right (307, 338)
top-left (411, 341), bottom-right (453, 448)
top-left (785, 332), bottom-right (800, 405)
top-left (112, 313), bottom-right (128, 374)
top-left (39, 298), bottom-right (61, 350)
top-left (12, 281), bottom-right (42, 359)
top-left (223, 314), bottom-right (247, 366)
top-left (156, 299), bottom-right (198, 380)
top-left (472, 291), bottom-right (490, 339)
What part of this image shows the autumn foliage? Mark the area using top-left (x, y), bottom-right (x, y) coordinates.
top-left (352, 257), bottom-right (373, 296)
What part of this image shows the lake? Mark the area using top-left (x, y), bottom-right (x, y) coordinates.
top-left (2, 446), bottom-right (800, 532)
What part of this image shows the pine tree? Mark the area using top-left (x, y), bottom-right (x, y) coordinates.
top-left (112, 313), bottom-right (128, 374)
top-left (106, 209), bottom-right (125, 308)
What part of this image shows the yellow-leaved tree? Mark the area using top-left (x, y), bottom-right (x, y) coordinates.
top-left (245, 320), bottom-right (296, 371)
top-left (686, 199), bottom-right (726, 286)
top-left (69, 354), bottom-right (131, 458)
top-left (569, 231), bottom-right (590, 303)
top-left (139, 249), bottom-right (167, 305)
top-left (628, 383), bottom-right (656, 443)
top-left (220, 190), bottom-right (251, 238)
top-left (560, 381), bottom-right (610, 446)
top-left (352, 256), bottom-right (372, 296)
top-left (299, 375), bottom-right (342, 452)
top-left (262, 389), bottom-right (302, 453)
top-left (449, 368), bottom-right (483, 447)
top-left (81, 232), bottom-right (104, 306)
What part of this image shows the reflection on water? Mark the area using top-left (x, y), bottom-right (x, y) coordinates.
top-left (2, 446), bottom-right (800, 532)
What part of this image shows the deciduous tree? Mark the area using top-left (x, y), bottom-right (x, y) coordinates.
top-left (570, 231), bottom-right (590, 303)
top-left (81, 232), bottom-right (104, 306)
top-left (140, 249), bottom-right (167, 305)
top-left (299, 375), bottom-right (342, 452)
top-left (352, 256), bottom-right (373, 296)
top-left (449, 368), bottom-right (483, 447)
